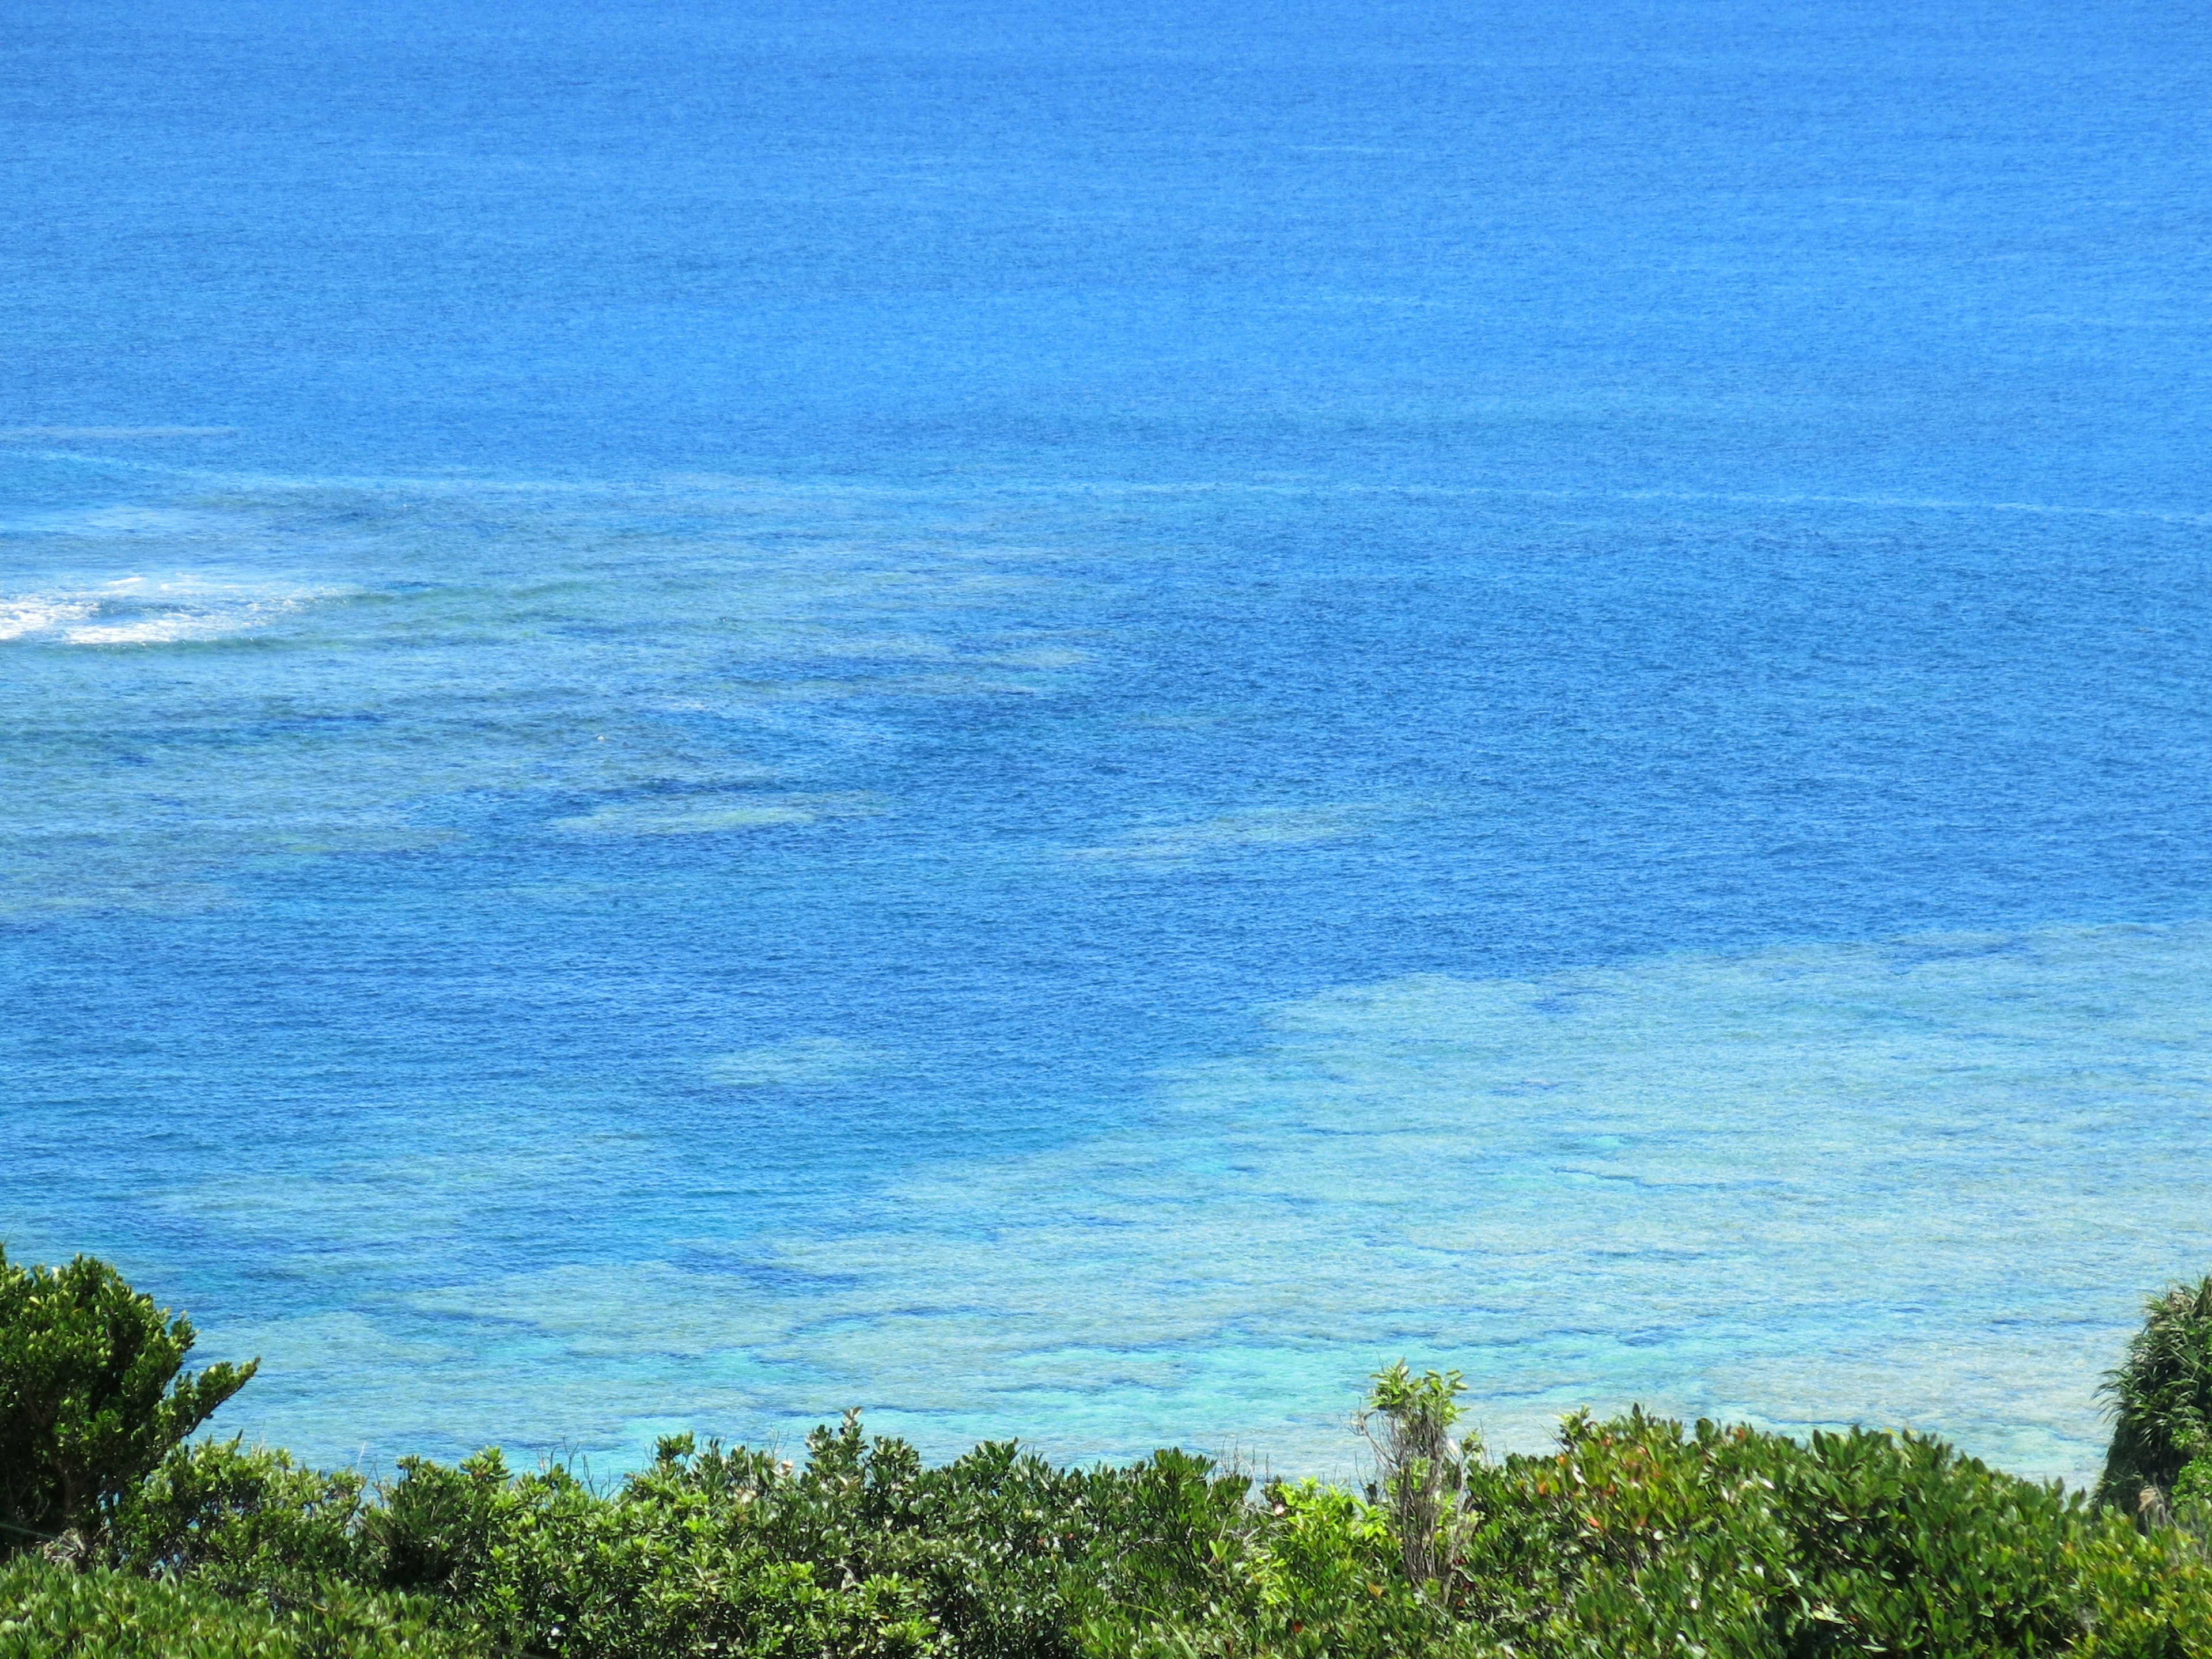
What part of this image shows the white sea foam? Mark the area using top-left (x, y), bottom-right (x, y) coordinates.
top-left (0, 597), bottom-right (99, 640)
top-left (0, 574), bottom-right (340, 646)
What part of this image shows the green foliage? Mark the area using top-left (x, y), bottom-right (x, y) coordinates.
top-left (1365, 1363), bottom-right (1465, 1433)
top-left (0, 1554), bottom-right (463, 1658)
top-left (14, 1251), bottom-right (2212, 1657)
top-left (2103, 1277), bottom-right (2212, 1517)
top-left (1078, 1475), bottom-right (1481, 1659)
top-left (356, 1433), bottom-right (944, 1657)
top-left (2175, 1458), bottom-right (2212, 1540)
top-left (1358, 1362), bottom-right (1471, 1586)
top-left (28, 1404), bottom-right (2212, 1659)
top-left (114, 1439), bottom-right (370, 1592)
top-left (1082, 1406), bottom-right (2212, 1659)
top-left (362, 1449), bottom-right (513, 1601)
top-left (301, 1410), bottom-right (1253, 1658)
top-left (1454, 1408), bottom-right (2096, 1658)
top-left (0, 1248), bottom-right (256, 1552)
top-left (2067, 1522), bottom-right (2212, 1658)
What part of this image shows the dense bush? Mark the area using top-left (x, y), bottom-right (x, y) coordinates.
top-left (0, 1554), bottom-right (461, 1658)
top-left (108, 1407), bottom-right (2199, 1659)
top-left (0, 1248), bottom-right (255, 1553)
top-left (2102, 1276), bottom-right (2212, 1518)
top-left (1088, 1408), bottom-right (2212, 1659)
top-left (115, 1438), bottom-right (373, 1596)
top-left (281, 1414), bottom-right (1252, 1658)
top-left (11, 1255), bottom-right (2212, 1657)
top-left (1458, 1411), bottom-right (2093, 1658)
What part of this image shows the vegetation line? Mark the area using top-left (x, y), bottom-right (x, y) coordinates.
top-left (6, 1248), bottom-right (2212, 1657)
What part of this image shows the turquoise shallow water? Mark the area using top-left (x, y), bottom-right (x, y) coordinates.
top-left (4, 0), bottom-right (2211, 1486)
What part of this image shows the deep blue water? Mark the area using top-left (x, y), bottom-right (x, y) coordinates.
top-left (4, 0), bottom-right (2210, 1483)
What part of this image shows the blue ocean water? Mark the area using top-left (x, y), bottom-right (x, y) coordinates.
top-left (4, 0), bottom-right (2210, 1486)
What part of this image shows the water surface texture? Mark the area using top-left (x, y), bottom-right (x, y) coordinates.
top-left (4, 0), bottom-right (2210, 1484)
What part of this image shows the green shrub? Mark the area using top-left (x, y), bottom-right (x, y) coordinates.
top-left (346, 1414), bottom-right (1263, 1659)
top-left (0, 1248), bottom-right (256, 1555)
top-left (2067, 1519), bottom-right (2212, 1658)
top-left (2103, 1277), bottom-right (2212, 1518)
top-left (115, 1439), bottom-right (370, 1593)
top-left (13, 1253), bottom-right (2212, 1658)
top-left (0, 1554), bottom-right (463, 1658)
top-left (1451, 1407), bottom-right (2158, 1659)
top-left (1077, 1474), bottom-right (1483, 1659)
top-left (1083, 1400), bottom-right (2209, 1659)
top-left (351, 1421), bottom-right (1021, 1656)
top-left (1452, 1408), bottom-right (2096, 1658)
top-left (1357, 1362), bottom-right (1472, 1588)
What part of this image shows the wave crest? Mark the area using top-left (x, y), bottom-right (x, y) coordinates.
top-left (0, 575), bottom-right (340, 646)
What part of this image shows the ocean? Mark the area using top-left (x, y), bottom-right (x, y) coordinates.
top-left (3, 0), bottom-right (2209, 1486)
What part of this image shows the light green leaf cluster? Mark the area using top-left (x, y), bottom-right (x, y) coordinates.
top-left (0, 1554), bottom-right (464, 1658)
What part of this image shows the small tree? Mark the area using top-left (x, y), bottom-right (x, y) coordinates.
top-left (0, 1249), bottom-right (256, 1556)
top-left (2100, 1274), bottom-right (2212, 1519)
top-left (1357, 1361), bottom-right (1471, 1587)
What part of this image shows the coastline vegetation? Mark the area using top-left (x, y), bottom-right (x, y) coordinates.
top-left (7, 1249), bottom-right (2212, 1657)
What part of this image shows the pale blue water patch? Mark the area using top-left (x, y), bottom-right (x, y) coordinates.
top-left (3, 0), bottom-right (2211, 1487)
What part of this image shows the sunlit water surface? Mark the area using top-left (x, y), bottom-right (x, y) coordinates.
top-left (3, 0), bottom-right (2210, 1485)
